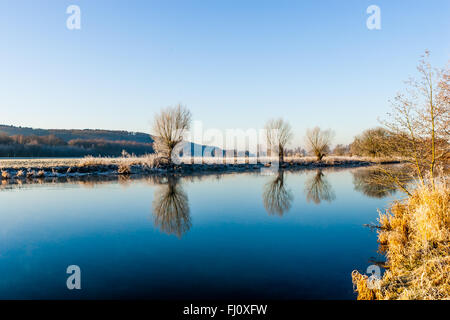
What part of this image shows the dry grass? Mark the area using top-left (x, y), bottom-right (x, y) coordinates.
top-left (0, 154), bottom-right (396, 171)
top-left (285, 155), bottom-right (399, 164)
top-left (36, 170), bottom-right (45, 178)
top-left (117, 163), bottom-right (131, 175)
top-left (352, 180), bottom-right (450, 300)
top-left (351, 271), bottom-right (381, 300)
top-left (0, 154), bottom-right (159, 169)
top-left (79, 154), bottom-right (158, 167)
top-left (1, 170), bottom-right (10, 179)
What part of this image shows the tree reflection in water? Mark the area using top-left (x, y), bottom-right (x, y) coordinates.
top-left (152, 176), bottom-right (191, 238)
top-left (352, 167), bottom-right (406, 198)
top-left (262, 170), bottom-right (294, 216)
top-left (304, 170), bottom-right (336, 204)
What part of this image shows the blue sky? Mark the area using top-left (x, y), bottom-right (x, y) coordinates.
top-left (0, 0), bottom-right (449, 146)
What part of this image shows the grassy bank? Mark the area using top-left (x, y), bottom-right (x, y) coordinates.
top-left (0, 155), bottom-right (392, 181)
top-left (0, 155), bottom-right (398, 169)
top-left (352, 181), bottom-right (449, 300)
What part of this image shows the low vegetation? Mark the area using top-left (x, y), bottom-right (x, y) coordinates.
top-left (352, 181), bottom-right (449, 299)
top-left (0, 154), bottom-right (156, 170)
top-left (0, 154), bottom-right (378, 172)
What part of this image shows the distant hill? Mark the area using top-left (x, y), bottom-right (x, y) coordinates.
top-left (0, 124), bottom-right (153, 144)
top-left (0, 124), bottom-right (251, 158)
top-left (0, 124), bottom-right (154, 157)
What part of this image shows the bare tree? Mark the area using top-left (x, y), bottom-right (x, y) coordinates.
top-left (350, 127), bottom-right (391, 157)
top-left (152, 104), bottom-right (192, 163)
top-left (382, 51), bottom-right (449, 189)
top-left (264, 118), bottom-right (293, 163)
top-left (305, 127), bottom-right (334, 161)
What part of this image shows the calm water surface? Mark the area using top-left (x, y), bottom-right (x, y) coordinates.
top-left (0, 168), bottom-right (398, 299)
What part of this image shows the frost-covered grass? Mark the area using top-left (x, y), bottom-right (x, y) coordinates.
top-left (0, 155), bottom-right (159, 169)
top-left (0, 154), bottom-right (391, 170)
top-left (352, 179), bottom-right (450, 300)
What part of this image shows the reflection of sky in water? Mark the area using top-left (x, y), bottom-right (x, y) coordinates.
top-left (0, 169), bottom-right (398, 299)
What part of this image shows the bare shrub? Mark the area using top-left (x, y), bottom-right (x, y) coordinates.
top-left (118, 163), bottom-right (131, 175)
top-left (1, 170), bottom-right (10, 179)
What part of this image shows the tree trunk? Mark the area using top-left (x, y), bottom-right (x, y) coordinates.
top-left (168, 148), bottom-right (173, 164)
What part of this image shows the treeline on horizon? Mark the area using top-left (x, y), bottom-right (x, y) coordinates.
top-left (327, 127), bottom-right (448, 159)
top-left (0, 133), bottom-right (154, 157)
top-left (2, 125), bottom-right (447, 159)
top-left (273, 126), bottom-right (448, 160)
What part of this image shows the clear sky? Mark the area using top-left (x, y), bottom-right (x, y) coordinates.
top-left (0, 0), bottom-right (449, 146)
